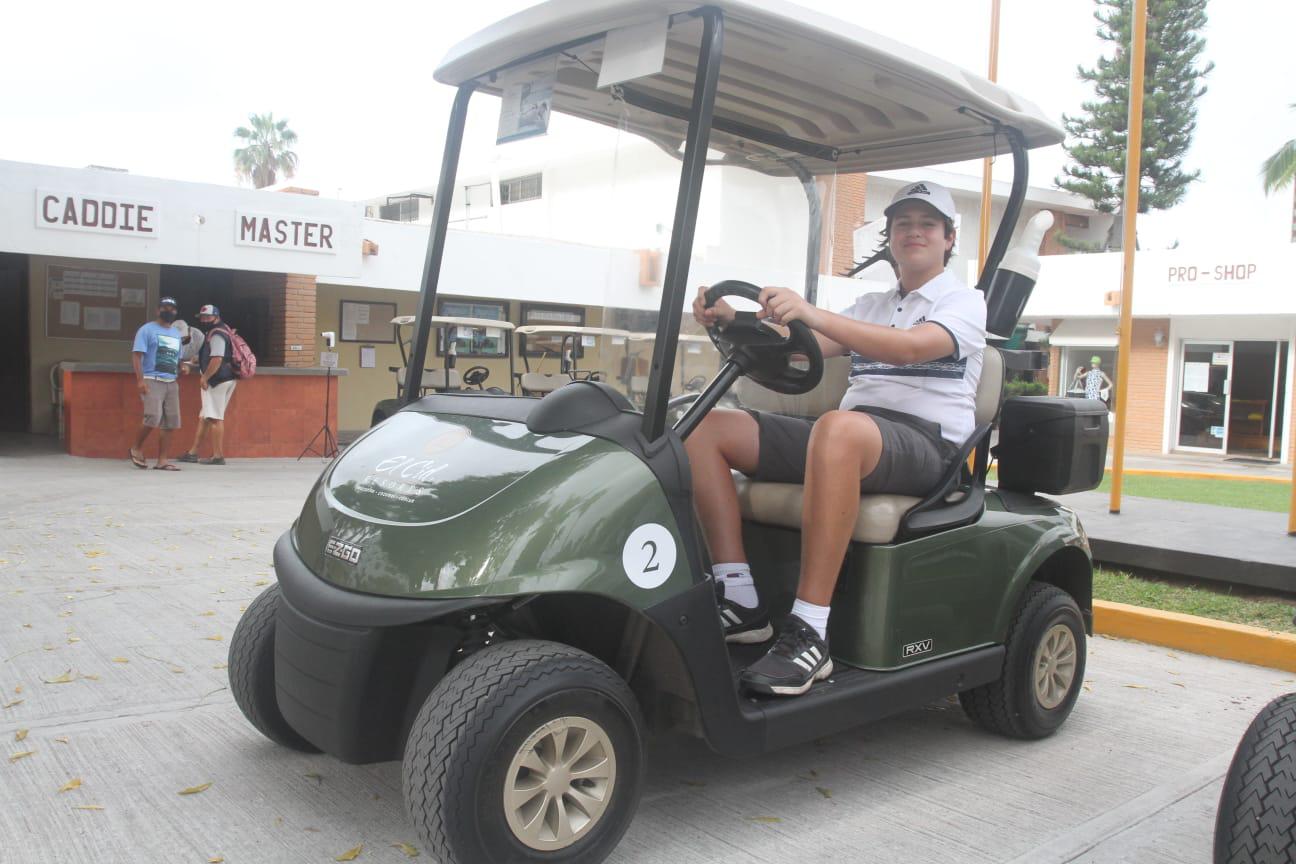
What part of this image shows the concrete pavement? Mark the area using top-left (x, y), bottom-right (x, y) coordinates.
top-left (1, 451), bottom-right (1292, 863)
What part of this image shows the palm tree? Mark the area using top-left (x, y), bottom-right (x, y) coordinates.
top-left (1261, 104), bottom-right (1295, 241)
top-left (233, 113), bottom-right (299, 188)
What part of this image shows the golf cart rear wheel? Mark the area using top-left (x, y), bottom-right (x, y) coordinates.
top-left (1213, 692), bottom-right (1296, 864)
top-left (959, 582), bottom-right (1086, 739)
top-left (227, 584), bottom-right (319, 752)
top-left (402, 640), bottom-right (644, 864)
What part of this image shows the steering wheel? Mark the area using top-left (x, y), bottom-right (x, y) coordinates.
top-left (703, 280), bottom-right (823, 395)
top-left (462, 365), bottom-right (490, 389)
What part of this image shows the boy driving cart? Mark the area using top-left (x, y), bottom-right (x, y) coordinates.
top-left (687, 180), bottom-right (987, 696)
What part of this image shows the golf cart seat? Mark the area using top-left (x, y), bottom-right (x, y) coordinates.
top-left (425, 368), bottom-right (463, 391)
top-left (732, 347), bottom-right (1005, 544)
top-left (520, 372), bottom-right (567, 395)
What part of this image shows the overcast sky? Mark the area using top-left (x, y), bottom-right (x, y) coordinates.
top-left (3, 0), bottom-right (1291, 250)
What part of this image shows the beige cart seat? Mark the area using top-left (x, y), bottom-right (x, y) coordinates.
top-left (520, 372), bottom-right (567, 395)
top-left (731, 348), bottom-right (1004, 544)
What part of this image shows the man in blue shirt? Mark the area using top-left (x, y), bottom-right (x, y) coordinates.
top-left (129, 296), bottom-right (186, 470)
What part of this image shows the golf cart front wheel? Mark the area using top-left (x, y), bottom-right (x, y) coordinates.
top-left (402, 640), bottom-right (644, 864)
top-left (959, 582), bottom-right (1086, 739)
top-left (227, 584), bottom-right (319, 752)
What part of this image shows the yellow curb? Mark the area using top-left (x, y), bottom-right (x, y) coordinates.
top-left (1094, 600), bottom-right (1296, 673)
top-left (1111, 468), bottom-right (1290, 485)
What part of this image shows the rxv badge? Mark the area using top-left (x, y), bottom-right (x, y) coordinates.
top-left (902, 638), bottom-right (933, 658)
top-left (325, 536), bottom-right (362, 565)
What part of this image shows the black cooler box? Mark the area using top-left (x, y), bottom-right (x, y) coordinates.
top-left (995, 397), bottom-right (1109, 495)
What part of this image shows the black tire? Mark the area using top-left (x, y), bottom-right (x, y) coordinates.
top-left (959, 582), bottom-right (1086, 739)
top-left (227, 584), bottom-right (319, 752)
top-left (402, 640), bottom-right (644, 864)
top-left (1214, 693), bottom-right (1296, 863)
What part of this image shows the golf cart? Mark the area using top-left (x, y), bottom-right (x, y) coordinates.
top-left (371, 314), bottom-right (516, 425)
top-left (513, 324), bottom-right (631, 395)
top-left (229, 3), bottom-right (1106, 862)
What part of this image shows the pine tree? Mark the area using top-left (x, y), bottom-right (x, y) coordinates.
top-left (1056, 0), bottom-right (1213, 250)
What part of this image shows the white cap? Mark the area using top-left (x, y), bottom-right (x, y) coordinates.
top-left (884, 180), bottom-right (958, 222)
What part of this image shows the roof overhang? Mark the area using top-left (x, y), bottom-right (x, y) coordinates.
top-left (435, 0), bottom-right (1063, 175)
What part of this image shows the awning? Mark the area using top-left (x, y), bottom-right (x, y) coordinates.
top-left (1047, 318), bottom-right (1119, 348)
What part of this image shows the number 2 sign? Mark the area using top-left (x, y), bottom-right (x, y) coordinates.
top-left (621, 524), bottom-right (676, 589)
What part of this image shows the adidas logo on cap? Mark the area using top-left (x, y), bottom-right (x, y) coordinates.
top-left (885, 179), bottom-right (957, 221)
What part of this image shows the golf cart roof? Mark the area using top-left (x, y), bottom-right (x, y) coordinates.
top-left (391, 315), bottom-right (516, 330)
top-left (626, 331), bottom-right (710, 343)
top-left (434, 0), bottom-right (1063, 174)
top-left (515, 325), bottom-right (635, 338)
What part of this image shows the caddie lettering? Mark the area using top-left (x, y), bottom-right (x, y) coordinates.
top-left (37, 190), bottom-right (159, 237)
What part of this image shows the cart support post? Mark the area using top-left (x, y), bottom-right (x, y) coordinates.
top-left (641, 9), bottom-right (724, 441)
top-left (404, 84), bottom-right (475, 406)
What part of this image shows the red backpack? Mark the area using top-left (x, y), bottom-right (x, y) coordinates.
top-left (213, 324), bottom-right (257, 379)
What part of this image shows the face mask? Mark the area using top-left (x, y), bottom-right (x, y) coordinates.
top-left (159, 310), bottom-right (178, 323)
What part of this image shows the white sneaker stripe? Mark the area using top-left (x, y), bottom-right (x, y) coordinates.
top-left (792, 656), bottom-right (813, 672)
top-left (809, 646), bottom-right (822, 662)
top-left (722, 609), bottom-right (740, 625)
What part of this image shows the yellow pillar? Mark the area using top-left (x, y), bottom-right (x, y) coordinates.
top-left (1109, 0), bottom-right (1148, 515)
top-left (977, 0), bottom-right (1003, 271)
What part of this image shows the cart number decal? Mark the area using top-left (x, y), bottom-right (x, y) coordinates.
top-left (902, 639), bottom-right (933, 658)
top-left (622, 524), bottom-right (675, 589)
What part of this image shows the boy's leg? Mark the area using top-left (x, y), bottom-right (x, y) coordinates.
top-left (684, 409), bottom-right (771, 642)
top-left (740, 410), bottom-right (884, 697)
top-left (798, 411), bottom-right (883, 605)
top-left (683, 408), bottom-right (760, 564)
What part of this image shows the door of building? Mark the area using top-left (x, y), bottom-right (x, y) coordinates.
top-left (1176, 341), bottom-right (1231, 451)
top-left (0, 254), bottom-right (31, 432)
top-left (1227, 341), bottom-right (1289, 460)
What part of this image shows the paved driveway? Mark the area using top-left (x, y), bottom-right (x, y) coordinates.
top-left (0, 452), bottom-right (1290, 863)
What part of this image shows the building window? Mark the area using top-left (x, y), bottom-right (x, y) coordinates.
top-left (436, 299), bottom-right (510, 357)
top-left (500, 173), bottom-right (542, 205)
top-left (378, 194), bottom-right (429, 222)
top-left (1062, 347), bottom-right (1117, 407)
top-left (520, 303), bottom-right (584, 359)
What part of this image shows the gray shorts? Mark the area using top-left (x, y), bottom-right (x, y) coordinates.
top-left (141, 379), bottom-right (181, 429)
top-left (745, 407), bottom-right (958, 496)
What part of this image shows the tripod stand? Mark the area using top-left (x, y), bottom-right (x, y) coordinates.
top-left (298, 364), bottom-right (339, 460)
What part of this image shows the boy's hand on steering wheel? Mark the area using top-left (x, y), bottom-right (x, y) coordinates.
top-left (758, 286), bottom-right (821, 329)
top-left (693, 285), bottom-right (735, 328)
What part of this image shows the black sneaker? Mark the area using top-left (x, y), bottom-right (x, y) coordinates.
top-left (177, 452), bottom-right (199, 463)
top-left (714, 580), bottom-right (773, 644)
top-left (739, 614), bottom-right (833, 696)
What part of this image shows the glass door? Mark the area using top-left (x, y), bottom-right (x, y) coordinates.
top-left (1226, 341), bottom-right (1289, 460)
top-left (1177, 342), bottom-right (1231, 451)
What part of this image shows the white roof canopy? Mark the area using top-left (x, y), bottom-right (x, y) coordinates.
top-left (391, 315), bottom-right (516, 330)
top-left (435, 0), bottom-right (1063, 174)
top-left (1048, 318), bottom-right (1119, 348)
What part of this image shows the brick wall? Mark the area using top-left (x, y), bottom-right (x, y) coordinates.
top-left (830, 173), bottom-right (869, 277)
top-left (231, 271), bottom-right (318, 367)
top-left (1121, 318), bottom-right (1171, 454)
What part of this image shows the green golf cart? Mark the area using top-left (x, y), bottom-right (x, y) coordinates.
top-left (230, 3), bottom-right (1107, 862)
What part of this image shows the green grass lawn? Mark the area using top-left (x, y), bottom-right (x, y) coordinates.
top-left (1094, 474), bottom-right (1291, 513)
top-left (1094, 568), bottom-right (1296, 634)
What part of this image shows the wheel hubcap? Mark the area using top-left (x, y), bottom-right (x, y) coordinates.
top-left (1033, 623), bottom-right (1078, 710)
top-left (503, 716), bottom-right (617, 851)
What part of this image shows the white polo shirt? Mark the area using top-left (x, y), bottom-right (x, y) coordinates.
top-left (836, 269), bottom-right (987, 446)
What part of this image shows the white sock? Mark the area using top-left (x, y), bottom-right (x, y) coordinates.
top-left (791, 599), bottom-right (830, 641)
top-left (712, 562), bottom-right (759, 609)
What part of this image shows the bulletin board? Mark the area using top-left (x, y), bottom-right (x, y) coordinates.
top-left (46, 264), bottom-right (151, 341)
top-left (340, 300), bottom-right (397, 343)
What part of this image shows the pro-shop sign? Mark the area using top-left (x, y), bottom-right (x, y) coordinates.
top-left (236, 210), bottom-right (337, 254)
top-left (36, 189), bottom-right (159, 237)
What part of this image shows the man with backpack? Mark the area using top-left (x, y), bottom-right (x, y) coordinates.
top-left (179, 304), bottom-right (240, 465)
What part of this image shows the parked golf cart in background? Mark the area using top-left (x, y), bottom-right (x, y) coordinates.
top-left (229, 3), bottom-right (1107, 862)
top-left (371, 314), bottom-right (516, 425)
